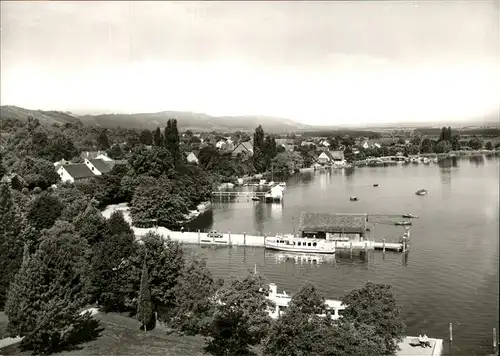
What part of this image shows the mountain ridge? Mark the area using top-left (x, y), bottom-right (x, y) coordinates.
top-left (1, 105), bottom-right (498, 132)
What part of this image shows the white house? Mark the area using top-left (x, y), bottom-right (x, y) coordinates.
top-left (362, 141), bottom-right (370, 149)
top-left (84, 158), bottom-right (114, 176)
top-left (95, 153), bottom-right (113, 162)
top-left (57, 164), bottom-right (95, 183)
top-left (320, 140), bottom-right (330, 147)
top-left (185, 152), bottom-right (199, 164)
top-left (216, 140), bottom-right (226, 149)
top-left (318, 151), bottom-right (332, 164)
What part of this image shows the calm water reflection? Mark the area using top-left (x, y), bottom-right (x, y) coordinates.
top-left (187, 155), bottom-right (499, 355)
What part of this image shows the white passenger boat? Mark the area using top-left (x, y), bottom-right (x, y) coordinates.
top-left (265, 234), bottom-right (336, 254)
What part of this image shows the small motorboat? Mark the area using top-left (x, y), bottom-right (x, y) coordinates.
top-left (350, 196), bottom-right (359, 201)
top-left (251, 197), bottom-right (261, 201)
top-left (395, 221), bottom-right (412, 226)
top-left (402, 213), bottom-right (419, 219)
top-left (373, 184), bottom-right (379, 187)
top-left (415, 189), bottom-right (429, 196)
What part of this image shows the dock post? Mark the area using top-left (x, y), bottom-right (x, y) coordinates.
top-left (382, 238), bottom-right (386, 253)
top-left (402, 237), bottom-right (407, 253)
top-left (244, 232), bottom-right (246, 246)
top-left (364, 241), bottom-right (367, 252)
top-left (197, 230), bottom-right (200, 244)
top-left (493, 328), bottom-right (497, 354)
top-left (349, 241), bottom-right (352, 252)
top-left (449, 322), bottom-right (453, 343)
top-left (228, 230), bottom-right (232, 246)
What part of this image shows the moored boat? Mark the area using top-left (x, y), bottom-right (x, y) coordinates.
top-left (395, 221), bottom-right (412, 226)
top-left (265, 234), bottom-right (336, 254)
top-left (415, 189), bottom-right (429, 196)
top-left (402, 213), bottom-right (419, 218)
top-left (350, 196), bottom-right (359, 201)
top-left (251, 197), bottom-right (260, 201)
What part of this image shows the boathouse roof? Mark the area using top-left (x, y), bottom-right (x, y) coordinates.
top-left (298, 212), bottom-right (368, 233)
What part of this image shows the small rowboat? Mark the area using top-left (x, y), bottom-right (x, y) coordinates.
top-left (402, 213), bottom-right (419, 218)
top-left (395, 221), bottom-right (412, 226)
top-left (350, 196), bottom-right (359, 201)
top-left (251, 197), bottom-right (260, 201)
top-left (415, 189), bottom-right (429, 196)
top-left (373, 184), bottom-right (379, 187)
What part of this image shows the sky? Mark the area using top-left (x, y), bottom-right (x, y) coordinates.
top-left (1, 1), bottom-right (499, 126)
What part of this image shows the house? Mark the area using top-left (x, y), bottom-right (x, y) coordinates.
top-left (329, 151), bottom-right (345, 166)
top-left (216, 139), bottom-right (235, 151)
top-left (320, 140), bottom-right (330, 147)
top-left (185, 151), bottom-right (199, 164)
top-left (317, 151), bottom-right (333, 164)
top-left (298, 212), bottom-right (368, 241)
top-left (57, 164), bottom-right (95, 183)
top-left (301, 141), bottom-right (316, 147)
top-left (81, 150), bottom-right (109, 160)
top-left (84, 158), bottom-right (114, 175)
top-left (362, 141), bottom-right (370, 149)
top-left (373, 143), bottom-right (381, 149)
top-left (231, 142), bottom-right (254, 158)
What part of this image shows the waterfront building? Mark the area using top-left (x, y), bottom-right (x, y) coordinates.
top-left (298, 212), bottom-right (368, 242)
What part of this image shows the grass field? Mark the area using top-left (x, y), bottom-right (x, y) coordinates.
top-left (0, 312), bottom-right (211, 356)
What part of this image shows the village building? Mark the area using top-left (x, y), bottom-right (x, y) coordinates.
top-left (80, 150), bottom-right (110, 160)
top-left (231, 141), bottom-right (254, 159)
top-left (298, 212), bottom-right (368, 242)
top-left (84, 158), bottom-right (114, 175)
top-left (318, 150), bottom-right (345, 165)
top-left (57, 164), bottom-right (95, 183)
top-left (185, 151), bottom-right (199, 164)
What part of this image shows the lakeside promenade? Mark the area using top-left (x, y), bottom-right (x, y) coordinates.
top-left (102, 204), bottom-right (405, 251)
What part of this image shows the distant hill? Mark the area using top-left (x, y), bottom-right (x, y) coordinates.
top-left (77, 111), bottom-right (312, 133)
top-left (1, 105), bottom-right (497, 133)
top-left (0, 105), bottom-right (81, 126)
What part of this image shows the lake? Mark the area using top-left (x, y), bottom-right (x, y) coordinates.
top-left (186, 155), bottom-right (499, 355)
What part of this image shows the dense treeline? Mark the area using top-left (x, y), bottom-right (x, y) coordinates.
top-left (300, 130), bottom-right (382, 138)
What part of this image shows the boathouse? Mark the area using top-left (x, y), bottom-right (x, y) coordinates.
top-left (298, 212), bottom-right (368, 241)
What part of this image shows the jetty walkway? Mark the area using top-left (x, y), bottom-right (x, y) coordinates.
top-left (102, 204), bottom-right (407, 252)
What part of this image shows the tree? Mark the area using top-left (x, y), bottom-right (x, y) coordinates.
top-left (137, 257), bottom-right (153, 331)
top-left (165, 119), bottom-right (181, 164)
top-left (420, 138), bottom-right (434, 154)
top-left (12, 156), bottom-right (60, 190)
top-left (434, 140), bottom-right (452, 154)
top-left (43, 132), bottom-right (79, 162)
top-left (263, 282), bottom-right (327, 356)
top-left (73, 202), bottom-right (109, 245)
top-left (107, 144), bottom-right (123, 160)
top-left (0, 151), bottom-right (6, 180)
top-left (128, 146), bottom-right (174, 178)
top-left (153, 127), bottom-right (163, 147)
top-left (253, 126), bottom-right (267, 173)
top-left (88, 211), bottom-right (135, 311)
top-left (171, 255), bottom-right (217, 334)
top-left (0, 183), bottom-right (23, 309)
top-left (205, 273), bottom-right (273, 356)
top-left (451, 134), bottom-right (461, 150)
top-left (271, 151), bottom-right (304, 176)
top-left (198, 146), bottom-right (220, 170)
top-left (130, 178), bottom-right (189, 229)
top-left (468, 136), bottom-right (483, 150)
top-left (5, 221), bottom-right (96, 355)
top-left (27, 193), bottom-right (64, 231)
top-left (97, 129), bottom-right (110, 150)
top-left (485, 141), bottom-right (494, 150)
top-left (139, 129), bottom-right (153, 145)
top-left (341, 282), bottom-right (406, 355)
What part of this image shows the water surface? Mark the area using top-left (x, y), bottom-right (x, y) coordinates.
top-left (187, 156), bottom-right (499, 355)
